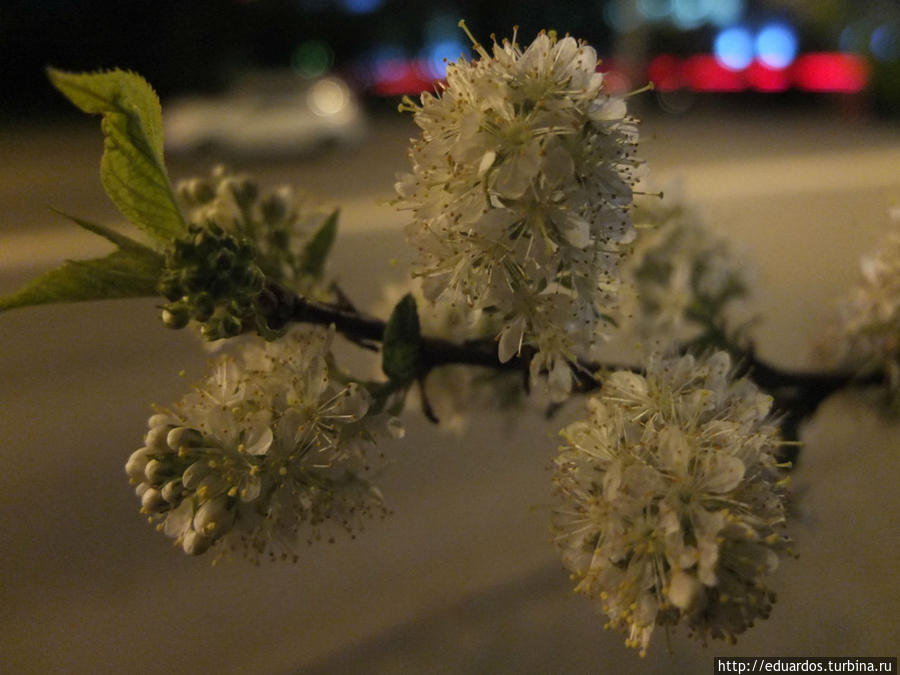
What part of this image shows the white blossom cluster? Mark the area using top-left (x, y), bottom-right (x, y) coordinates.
top-left (177, 165), bottom-right (335, 300)
top-left (126, 328), bottom-right (402, 562)
top-left (830, 209), bottom-right (900, 410)
top-left (395, 27), bottom-right (642, 399)
top-left (623, 196), bottom-right (749, 343)
top-left (552, 351), bottom-right (790, 654)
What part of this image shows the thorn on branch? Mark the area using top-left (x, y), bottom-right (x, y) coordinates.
top-left (418, 378), bottom-right (440, 424)
top-left (330, 283), bottom-right (359, 313)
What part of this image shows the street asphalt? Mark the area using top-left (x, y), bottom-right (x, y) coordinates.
top-left (1, 107), bottom-right (898, 673)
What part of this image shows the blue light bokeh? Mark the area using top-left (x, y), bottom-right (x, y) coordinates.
top-left (338, 0), bottom-right (383, 15)
top-left (714, 26), bottom-right (754, 70)
top-left (420, 39), bottom-right (469, 79)
top-left (870, 24), bottom-right (900, 62)
top-left (755, 23), bottom-right (798, 69)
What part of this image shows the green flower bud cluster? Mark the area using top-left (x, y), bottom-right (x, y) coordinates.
top-left (158, 222), bottom-right (266, 339)
top-left (176, 167), bottom-right (311, 290)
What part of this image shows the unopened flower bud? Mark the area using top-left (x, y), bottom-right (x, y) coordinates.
top-left (148, 414), bottom-right (174, 428)
top-left (141, 487), bottom-right (167, 513)
top-left (236, 240), bottom-right (255, 262)
top-left (159, 275), bottom-right (182, 302)
top-left (181, 266), bottom-right (207, 293)
top-left (220, 234), bottom-right (238, 253)
top-left (221, 315), bottom-right (243, 337)
top-left (126, 448), bottom-right (151, 481)
top-left (217, 177), bottom-right (239, 203)
top-left (161, 479), bottom-right (183, 504)
top-left (193, 292), bottom-right (215, 322)
top-left (246, 268), bottom-right (265, 293)
top-left (146, 424), bottom-right (175, 453)
top-left (162, 306), bottom-right (190, 329)
top-left (181, 529), bottom-right (211, 556)
top-left (260, 189), bottom-right (290, 224)
top-left (192, 227), bottom-right (212, 250)
top-left (188, 178), bottom-right (215, 203)
top-left (212, 249), bottom-right (235, 273)
top-left (167, 427), bottom-right (205, 451)
top-left (200, 318), bottom-right (221, 339)
top-left (233, 178), bottom-right (258, 207)
top-left (144, 458), bottom-right (175, 487)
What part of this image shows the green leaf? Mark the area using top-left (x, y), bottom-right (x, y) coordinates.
top-left (53, 210), bottom-right (154, 253)
top-left (0, 220), bottom-right (164, 312)
top-left (382, 293), bottom-right (425, 385)
top-left (299, 209), bottom-right (339, 280)
top-left (47, 68), bottom-right (186, 244)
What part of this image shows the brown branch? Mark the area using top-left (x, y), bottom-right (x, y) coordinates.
top-left (264, 282), bottom-right (886, 462)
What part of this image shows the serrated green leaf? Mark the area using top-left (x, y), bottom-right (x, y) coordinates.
top-left (299, 210), bottom-right (338, 280)
top-left (382, 293), bottom-right (425, 385)
top-left (0, 244), bottom-right (164, 313)
top-left (47, 68), bottom-right (186, 244)
top-left (54, 210), bottom-right (154, 253)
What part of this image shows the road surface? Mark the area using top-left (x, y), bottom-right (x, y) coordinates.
top-left (1, 108), bottom-right (898, 673)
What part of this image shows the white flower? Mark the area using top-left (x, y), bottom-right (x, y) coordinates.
top-left (828, 209), bottom-right (900, 410)
top-left (621, 191), bottom-right (750, 344)
top-left (552, 351), bottom-right (790, 654)
top-left (396, 26), bottom-right (643, 398)
top-left (126, 327), bottom-right (402, 561)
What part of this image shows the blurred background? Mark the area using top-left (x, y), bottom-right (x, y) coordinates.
top-left (1, 1), bottom-right (898, 673)
top-left (2, 0), bottom-right (900, 121)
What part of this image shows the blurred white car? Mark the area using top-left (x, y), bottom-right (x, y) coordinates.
top-left (163, 71), bottom-right (366, 156)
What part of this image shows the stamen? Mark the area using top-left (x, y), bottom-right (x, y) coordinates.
top-left (458, 19), bottom-right (489, 59)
